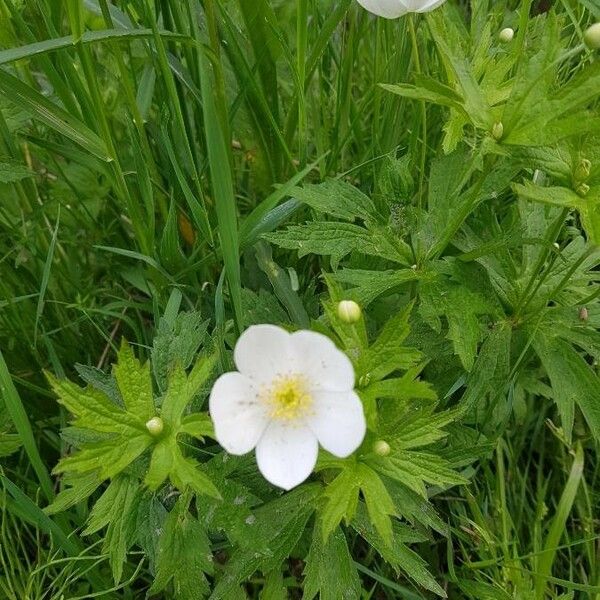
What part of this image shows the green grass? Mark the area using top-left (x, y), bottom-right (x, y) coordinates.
top-left (1, 0), bottom-right (599, 597)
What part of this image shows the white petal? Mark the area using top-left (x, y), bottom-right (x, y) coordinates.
top-left (255, 422), bottom-right (318, 490)
top-left (356, 0), bottom-right (408, 18)
top-left (209, 372), bottom-right (268, 455)
top-left (308, 390), bottom-right (366, 457)
top-left (233, 324), bottom-right (293, 384)
top-left (290, 330), bottom-right (355, 392)
top-left (414, 0), bottom-right (447, 12)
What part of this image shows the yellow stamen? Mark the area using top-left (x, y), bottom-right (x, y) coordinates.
top-left (263, 374), bottom-right (313, 421)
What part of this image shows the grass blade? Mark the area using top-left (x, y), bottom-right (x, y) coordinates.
top-left (0, 351), bottom-right (54, 500)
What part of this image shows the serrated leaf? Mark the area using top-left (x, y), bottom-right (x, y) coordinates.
top-left (211, 485), bottom-right (320, 600)
top-left (357, 303), bottom-right (421, 382)
top-left (292, 179), bottom-right (380, 223)
top-left (321, 466), bottom-right (361, 542)
top-left (152, 311), bottom-right (209, 392)
top-left (303, 524), bottom-right (360, 600)
top-left (150, 495), bottom-right (213, 600)
top-left (0, 161), bottom-right (33, 183)
top-left (44, 471), bottom-right (101, 515)
top-left (84, 475), bottom-right (141, 583)
top-left (351, 503), bottom-right (446, 597)
top-left (113, 340), bottom-right (155, 422)
top-left (356, 463), bottom-right (396, 545)
top-left (533, 333), bottom-right (600, 442)
top-left (265, 221), bottom-right (405, 268)
top-left (0, 433), bottom-right (21, 457)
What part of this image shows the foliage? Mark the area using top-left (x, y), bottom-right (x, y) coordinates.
top-left (0, 0), bottom-right (599, 598)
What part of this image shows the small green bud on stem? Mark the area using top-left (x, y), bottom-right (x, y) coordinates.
top-left (146, 416), bottom-right (164, 436)
top-left (574, 158), bottom-right (592, 182)
top-left (373, 440), bottom-right (391, 457)
top-left (499, 27), bottom-right (514, 43)
top-left (337, 300), bottom-right (362, 324)
top-left (492, 122), bottom-right (504, 140)
top-left (584, 23), bottom-right (600, 49)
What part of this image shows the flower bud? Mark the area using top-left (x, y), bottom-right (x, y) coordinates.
top-left (584, 23), bottom-right (600, 49)
top-left (373, 440), bottom-right (391, 457)
top-left (579, 306), bottom-right (589, 322)
top-left (146, 416), bottom-right (164, 436)
top-left (576, 182), bottom-right (590, 197)
top-left (499, 27), bottom-right (514, 43)
top-left (337, 300), bottom-right (362, 324)
top-left (492, 122), bottom-right (504, 140)
top-left (574, 158), bottom-right (592, 182)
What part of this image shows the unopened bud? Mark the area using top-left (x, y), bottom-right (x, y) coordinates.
top-left (579, 306), bottom-right (589, 322)
top-left (146, 416), bottom-right (164, 436)
top-left (576, 182), bottom-right (590, 197)
top-left (574, 158), bottom-right (592, 182)
top-left (584, 23), bottom-right (600, 49)
top-left (337, 300), bottom-right (362, 324)
top-left (373, 440), bottom-right (391, 457)
top-left (492, 122), bottom-right (504, 140)
top-left (553, 242), bottom-right (560, 250)
top-left (499, 27), bottom-right (514, 43)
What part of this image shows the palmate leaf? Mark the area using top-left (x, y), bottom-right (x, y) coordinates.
top-left (211, 484), bottom-right (321, 599)
top-left (264, 221), bottom-right (406, 268)
top-left (303, 523), bottom-right (361, 600)
top-left (84, 475), bottom-right (141, 584)
top-left (150, 494), bottom-right (213, 600)
top-left (351, 503), bottom-right (447, 597)
top-left (47, 341), bottom-right (219, 513)
top-left (514, 182), bottom-right (600, 245)
top-left (318, 461), bottom-right (396, 545)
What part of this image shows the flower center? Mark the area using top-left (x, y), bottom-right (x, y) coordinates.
top-left (264, 374), bottom-right (313, 421)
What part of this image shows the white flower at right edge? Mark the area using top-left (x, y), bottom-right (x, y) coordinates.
top-left (209, 325), bottom-right (366, 490)
top-left (356, 0), bottom-right (447, 19)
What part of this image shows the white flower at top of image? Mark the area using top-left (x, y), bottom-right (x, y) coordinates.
top-left (356, 0), bottom-right (447, 19)
top-left (209, 324), bottom-right (366, 490)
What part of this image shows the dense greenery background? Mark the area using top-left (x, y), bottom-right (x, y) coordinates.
top-left (1, 0), bottom-right (600, 598)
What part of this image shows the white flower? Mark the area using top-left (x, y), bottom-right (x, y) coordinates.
top-left (209, 325), bottom-right (366, 490)
top-left (356, 0), bottom-right (447, 19)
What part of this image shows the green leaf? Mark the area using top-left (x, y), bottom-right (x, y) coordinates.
top-left (291, 179), bottom-right (380, 223)
top-left (321, 466), bottom-right (361, 542)
top-left (357, 303), bottom-right (421, 382)
top-left (0, 432), bottom-right (21, 457)
top-left (303, 524), bottom-right (361, 600)
top-left (0, 68), bottom-right (110, 160)
top-left (356, 463), bottom-right (397, 545)
top-left (150, 495), bottom-right (213, 600)
top-left (151, 311), bottom-right (209, 392)
top-left (265, 221), bottom-right (405, 268)
top-left (113, 340), bottom-right (155, 422)
top-left (211, 485), bottom-right (320, 600)
top-left (351, 502), bottom-right (446, 597)
top-left (44, 471), bottom-right (101, 515)
top-left (533, 334), bottom-right (600, 442)
top-left (84, 475), bottom-right (141, 584)
top-left (0, 161), bottom-right (33, 183)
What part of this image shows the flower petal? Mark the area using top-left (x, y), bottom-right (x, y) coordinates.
top-left (290, 330), bottom-right (355, 392)
top-left (255, 422), bottom-right (318, 490)
top-left (233, 324), bottom-right (292, 384)
top-left (308, 390), bottom-right (366, 457)
top-left (356, 0), bottom-right (409, 18)
top-left (414, 0), bottom-right (447, 12)
top-left (209, 372), bottom-right (268, 455)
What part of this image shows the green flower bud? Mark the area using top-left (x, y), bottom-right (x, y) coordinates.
top-left (146, 416), bottom-right (164, 437)
top-left (584, 23), bottom-right (600, 49)
top-left (499, 27), bottom-right (514, 43)
top-left (576, 182), bottom-right (590, 197)
top-left (373, 440), bottom-right (391, 457)
top-left (492, 121), bottom-right (504, 140)
top-left (574, 158), bottom-right (592, 182)
top-left (337, 300), bottom-right (362, 324)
